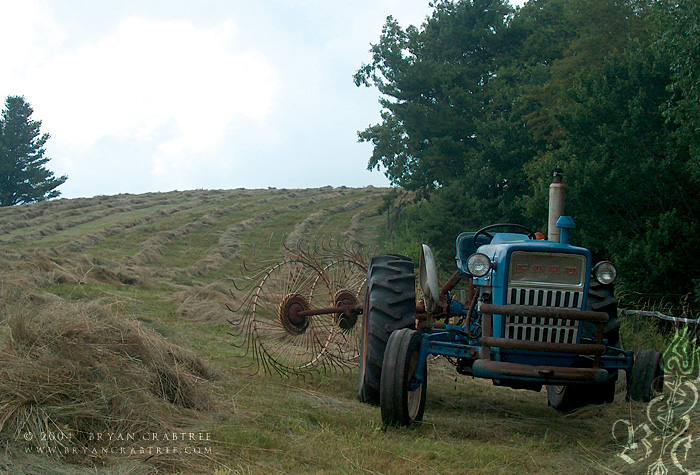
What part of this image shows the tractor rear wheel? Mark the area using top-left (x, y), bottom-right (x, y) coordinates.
top-left (628, 349), bottom-right (664, 402)
top-left (588, 281), bottom-right (621, 351)
top-left (358, 255), bottom-right (415, 405)
top-left (380, 328), bottom-right (426, 426)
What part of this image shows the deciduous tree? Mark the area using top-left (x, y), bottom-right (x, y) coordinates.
top-left (357, 0), bottom-right (700, 306)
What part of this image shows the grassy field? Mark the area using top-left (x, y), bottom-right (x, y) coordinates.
top-left (0, 187), bottom-right (692, 474)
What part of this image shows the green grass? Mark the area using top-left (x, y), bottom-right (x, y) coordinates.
top-left (0, 186), bottom-right (690, 475)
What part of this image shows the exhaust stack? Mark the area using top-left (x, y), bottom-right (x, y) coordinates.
top-left (548, 169), bottom-right (565, 242)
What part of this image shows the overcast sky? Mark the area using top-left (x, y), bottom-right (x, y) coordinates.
top-left (0, 0), bottom-right (525, 199)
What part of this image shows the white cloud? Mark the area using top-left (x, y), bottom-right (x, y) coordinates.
top-left (0, 0), bottom-right (65, 90)
top-left (40, 16), bottom-right (277, 142)
top-left (4, 9), bottom-right (279, 184)
top-left (1, 0), bottom-right (423, 197)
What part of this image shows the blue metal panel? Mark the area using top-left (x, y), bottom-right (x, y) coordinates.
top-left (424, 230), bottom-right (634, 387)
top-left (413, 328), bottom-right (634, 386)
top-left (472, 239), bottom-right (592, 365)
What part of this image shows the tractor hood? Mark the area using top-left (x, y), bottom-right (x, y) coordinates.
top-left (471, 236), bottom-right (593, 289)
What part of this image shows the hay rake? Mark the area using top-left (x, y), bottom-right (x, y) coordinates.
top-left (228, 235), bottom-right (372, 376)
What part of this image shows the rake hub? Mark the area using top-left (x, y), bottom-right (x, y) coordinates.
top-left (229, 238), bottom-right (372, 375)
top-left (334, 290), bottom-right (360, 331)
top-left (279, 293), bottom-right (310, 335)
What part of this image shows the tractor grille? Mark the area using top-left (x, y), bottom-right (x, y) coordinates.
top-left (505, 252), bottom-right (587, 345)
top-left (508, 287), bottom-right (582, 309)
top-left (505, 288), bottom-right (583, 344)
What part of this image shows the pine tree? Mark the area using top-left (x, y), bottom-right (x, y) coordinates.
top-left (0, 96), bottom-right (67, 206)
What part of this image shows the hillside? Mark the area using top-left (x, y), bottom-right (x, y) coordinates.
top-left (0, 187), bottom-right (674, 474)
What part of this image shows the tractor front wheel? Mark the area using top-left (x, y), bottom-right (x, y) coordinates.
top-left (380, 328), bottom-right (426, 426)
top-left (546, 385), bottom-right (573, 411)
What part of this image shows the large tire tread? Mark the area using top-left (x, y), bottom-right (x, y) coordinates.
top-left (628, 349), bottom-right (664, 402)
top-left (548, 282), bottom-right (619, 412)
top-left (380, 328), bottom-right (426, 426)
top-left (358, 255), bottom-right (415, 405)
top-left (586, 281), bottom-right (620, 347)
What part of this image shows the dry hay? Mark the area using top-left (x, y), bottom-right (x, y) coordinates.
top-left (284, 209), bottom-right (330, 245)
top-left (344, 207), bottom-right (381, 238)
top-left (3, 206), bottom-right (123, 245)
top-left (283, 193), bottom-right (378, 246)
top-left (0, 300), bottom-right (225, 472)
top-left (6, 253), bottom-right (146, 289)
top-left (577, 384), bottom-right (700, 474)
top-left (182, 212), bottom-right (272, 278)
top-left (0, 274), bottom-right (64, 313)
top-left (170, 282), bottom-right (230, 324)
top-left (124, 200), bottom-right (259, 267)
top-left (51, 202), bottom-right (200, 255)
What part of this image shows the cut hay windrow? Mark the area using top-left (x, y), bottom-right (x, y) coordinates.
top-left (123, 200), bottom-right (262, 267)
top-left (164, 193), bottom-right (324, 280)
top-left (182, 212), bottom-right (270, 279)
top-left (1, 206), bottom-right (121, 244)
top-left (345, 207), bottom-right (381, 238)
top-left (0, 191), bottom-right (204, 242)
top-left (50, 202), bottom-right (203, 255)
top-left (285, 192), bottom-right (381, 245)
top-left (5, 252), bottom-right (143, 288)
top-left (170, 282), bottom-right (232, 324)
top-left (0, 299), bottom-right (225, 471)
top-left (0, 197), bottom-right (99, 231)
top-left (0, 194), bottom-right (151, 236)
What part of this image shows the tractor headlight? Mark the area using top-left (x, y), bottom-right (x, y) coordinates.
top-left (467, 253), bottom-right (492, 277)
top-left (593, 261), bottom-right (617, 285)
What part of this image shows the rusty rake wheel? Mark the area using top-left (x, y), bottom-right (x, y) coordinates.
top-left (250, 259), bottom-right (337, 374)
top-left (311, 258), bottom-right (367, 362)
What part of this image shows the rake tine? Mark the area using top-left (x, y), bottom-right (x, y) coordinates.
top-left (242, 259), bottom-right (253, 273)
top-left (228, 234), bottom-right (374, 378)
top-left (230, 279), bottom-right (244, 293)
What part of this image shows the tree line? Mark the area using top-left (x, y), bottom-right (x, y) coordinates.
top-left (356, 0), bottom-right (700, 309)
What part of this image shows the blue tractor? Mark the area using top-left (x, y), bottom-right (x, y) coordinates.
top-left (358, 171), bottom-right (664, 425)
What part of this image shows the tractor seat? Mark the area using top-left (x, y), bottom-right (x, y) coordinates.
top-left (456, 232), bottom-right (492, 277)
